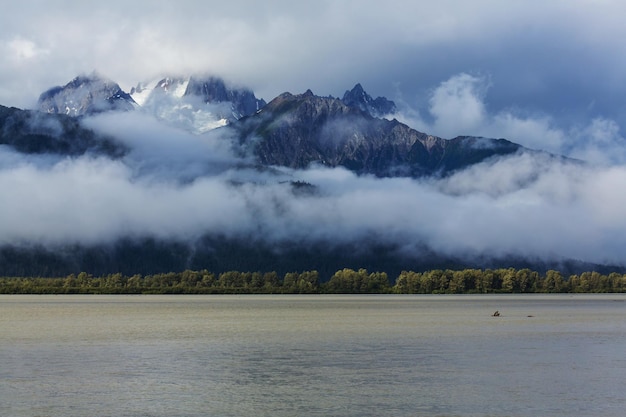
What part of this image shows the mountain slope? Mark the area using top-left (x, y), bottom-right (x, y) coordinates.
top-left (234, 89), bottom-right (522, 177)
top-left (0, 104), bottom-right (126, 157)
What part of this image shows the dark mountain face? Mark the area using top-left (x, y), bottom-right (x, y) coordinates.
top-left (341, 83), bottom-right (397, 118)
top-left (0, 104), bottom-right (126, 157)
top-left (184, 76), bottom-right (266, 119)
top-left (234, 89), bottom-right (522, 177)
top-left (38, 73), bottom-right (136, 117)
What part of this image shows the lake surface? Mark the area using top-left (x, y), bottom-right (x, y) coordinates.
top-left (1, 294), bottom-right (625, 417)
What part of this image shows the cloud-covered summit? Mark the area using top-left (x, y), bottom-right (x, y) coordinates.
top-left (38, 72), bottom-right (136, 116)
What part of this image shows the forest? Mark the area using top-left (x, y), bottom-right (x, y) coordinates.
top-left (1, 267), bottom-right (625, 294)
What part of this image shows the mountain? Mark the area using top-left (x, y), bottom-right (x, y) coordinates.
top-left (234, 89), bottom-right (522, 177)
top-left (131, 75), bottom-right (266, 119)
top-left (130, 75), bottom-right (266, 133)
top-left (37, 73), bottom-right (266, 134)
top-left (0, 76), bottom-right (605, 279)
top-left (0, 104), bottom-right (126, 157)
top-left (341, 83), bottom-right (396, 117)
top-left (184, 76), bottom-right (266, 119)
top-left (38, 73), bottom-right (136, 117)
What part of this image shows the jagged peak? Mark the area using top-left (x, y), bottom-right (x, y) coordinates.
top-left (346, 83), bottom-right (365, 96)
top-left (342, 83), bottom-right (369, 101)
top-left (341, 83), bottom-right (396, 118)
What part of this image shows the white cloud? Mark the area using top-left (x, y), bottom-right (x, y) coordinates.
top-left (566, 118), bottom-right (626, 165)
top-left (7, 37), bottom-right (48, 61)
top-left (81, 112), bottom-right (241, 181)
top-left (488, 112), bottom-right (566, 153)
top-left (428, 73), bottom-right (488, 138)
top-left (2, 135), bottom-right (626, 266)
top-left (395, 72), bottom-right (626, 165)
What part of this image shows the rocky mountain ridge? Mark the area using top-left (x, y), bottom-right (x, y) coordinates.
top-left (22, 74), bottom-right (536, 178)
top-left (341, 83), bottom-right (396, 118)
top-left (37, 74), bottom-right (399, 133)
top-left (235, 89), bottom-right (523, 177)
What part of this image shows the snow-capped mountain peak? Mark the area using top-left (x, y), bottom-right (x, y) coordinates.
top-left (40, 73), bottom-right (267, 134)
top-left (129, 76), bottom-right (227, 134)
top-left (131, 77), bottom-right (190, 104)
top-left (131, 75), bottom-right (266, 133)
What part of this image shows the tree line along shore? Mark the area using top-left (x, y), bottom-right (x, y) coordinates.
top-left (1, 267), bottom-right (625, 294)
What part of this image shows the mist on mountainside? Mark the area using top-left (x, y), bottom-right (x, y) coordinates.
top-left (1, 75), bottom-right (626, 277)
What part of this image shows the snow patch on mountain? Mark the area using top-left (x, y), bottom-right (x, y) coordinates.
top-left (129, 77), bottom-right (228, 134)
top-left (128, 80), bottom-right (157, 107)
top-left (129, 76), bottom-right (263, 134)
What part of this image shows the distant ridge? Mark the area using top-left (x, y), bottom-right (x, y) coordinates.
top-left (235, 89), bottom-right (523, 177)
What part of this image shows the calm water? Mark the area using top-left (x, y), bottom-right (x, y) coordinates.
top-left (1, 294), bottom-right (625, 417)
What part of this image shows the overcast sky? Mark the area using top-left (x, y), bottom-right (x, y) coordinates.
top-left (2, 0), bottom-right (626, 153)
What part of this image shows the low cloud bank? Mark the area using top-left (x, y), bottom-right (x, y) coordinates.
top-left (2, 112), bottom-right (626, 268)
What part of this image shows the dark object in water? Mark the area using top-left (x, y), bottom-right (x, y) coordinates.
top-left (492, 310), bottom-right (500, 317)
